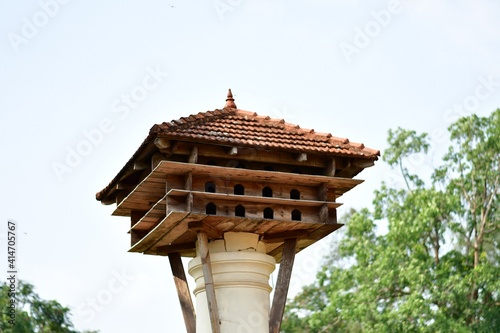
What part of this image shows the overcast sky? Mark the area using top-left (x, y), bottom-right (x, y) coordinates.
top-left (1, 1), bottom-right (500, 332)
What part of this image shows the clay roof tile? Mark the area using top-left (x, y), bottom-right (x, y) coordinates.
top-left (95, 90), bottom-right (379, 201)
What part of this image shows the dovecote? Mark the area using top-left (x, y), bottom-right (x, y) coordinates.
top-left (96, 90), bottom-right (379, 261)
top-left (96, 90), bottom-right (379, 333)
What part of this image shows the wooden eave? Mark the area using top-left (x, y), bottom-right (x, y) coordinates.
top-left (99, 141), bottom-right (370, 206)
top-left (112, 161), bottom-right (362, 217)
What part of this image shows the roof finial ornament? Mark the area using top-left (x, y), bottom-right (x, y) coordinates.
top-left (224, 89), bottom-right (237, 109)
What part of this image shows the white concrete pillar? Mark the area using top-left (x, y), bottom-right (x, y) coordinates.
top-left (188, 232), bottom-right (276, 333)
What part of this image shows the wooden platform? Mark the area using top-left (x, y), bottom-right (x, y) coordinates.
top-left (113, 161), bottom-right (363, 216)
top-left (110, 160), bottom-right (363, 260)
top-left (129, 211), bottom-right (342, 262)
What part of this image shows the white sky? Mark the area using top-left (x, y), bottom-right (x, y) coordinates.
top-left (1, 0), bottom-right (500, 332)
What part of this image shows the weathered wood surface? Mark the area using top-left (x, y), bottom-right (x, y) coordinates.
top-left (269, 238), bottom-right (297, 333)
top-left (197, 232), bottom-right (221, 333)
top-left (168, 252), bottom-right (196, 333)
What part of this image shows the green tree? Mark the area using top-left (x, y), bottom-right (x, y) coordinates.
top-left (0, 280), bottom-right (98, 333)
top-left (282, 109), bottom-right (500, 332)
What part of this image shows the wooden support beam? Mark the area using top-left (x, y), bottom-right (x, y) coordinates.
top-left (130, 210), bottom-right (148, 246)
top-left (228, 146), bottom-right (238, 155)
top-left (352, 158), bottom-right (375, 168)
top-left (325, 157), bottom-right (336, 176)
top-left (296, 153), bottom-right (307, 162)
top-left (160, 141), bottom-right (178, 157)
top-left (185, 172), bottom-right (193, 212)
top-left (262, 230), bottom-right (308, 243)
top-left (152, 153), bottom-right (165, 170)
top-left (188, 146), bottom-right (198, 164)
top-left (196, 232), bottom-right (221, 333)
top-left (133, 161), bottom-right (150, 171)
top-left (269, 238), bottom-right (297, 333)
top-left (100, 197), bottom-right (115, 205)
top-left (319, 204), bottom-right (329, 223)
top-left (154, 137), bottom-right (171, 149)
top-left (115, 190), bottom-right (128, 205)
top-left (335, 158), bottom-right (353, 178)
top-left (317, 183), bottom-right (328, 201)
top-left (170, 141), bottom-right (328, 168)
top-left (116, 182), bottom-right (134, 190)
top-left (184, 172), bottom-right (193, 191)
top-left (186, 193), bottom-right (194, 212)
top-left (168, 252), bottom-right (196, 333)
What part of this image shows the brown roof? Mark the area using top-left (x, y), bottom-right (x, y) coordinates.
top-left (96, 91), bottom-right (379, 201)
top-left (151, 108), bottom-right (379, 156)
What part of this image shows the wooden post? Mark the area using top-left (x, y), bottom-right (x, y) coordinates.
top-left (189, 146), bottom-right (199, 164)
top-left (185, 172), bottom-right (193, 212)
top-left (130, 210), bottom-right (147, 246)
top-left (269, 238), bottom-right (297, 333)
top-left (325, 157), bottom-right (336, 176)
top-left (168, 252), bottom-right (196, 333)
top-left (196, 232), bottom-right (221, 333)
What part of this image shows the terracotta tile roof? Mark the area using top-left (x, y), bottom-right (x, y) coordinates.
top-left (150, 108), bottom-right (379, 158)
top-left (96, 91), bottom-right (379, 201)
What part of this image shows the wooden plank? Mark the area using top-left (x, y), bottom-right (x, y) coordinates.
top-left (112, 172), bottom-right (167, 216)
top-left (149, 214), bottom-right (207, 250)
top-left (263, 230), bottom-right (308, 243)
top-left (269, 238), bottom-right (297, 333)
top-left (229, 217), bottom-right (268, 233)
top-left (129, 195), bottom-right (166, 231)
top-left (155, 161), bottom-right (363, 196)
top-left (168, 252), bottom-right (196, 333)
top-left (114, 158), bottom-right (361, 216)
top-left (197, 232), bottom-right (221, 333)
top-left (167, 189), bottom-right (342, 209)
top-left (130, 210), bottom-right (148, 246)
top-left (188, 221), bottom-right (223, 240)
top-left (191, 180), bottom-right (321, 201)
top-left (201, 216), bottom-right (237, 234)
top-left (129, 212), bottom-right (189, 253)
top-left (253, 218), bottom-right (279, 234)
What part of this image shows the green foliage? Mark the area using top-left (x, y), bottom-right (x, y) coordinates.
top-left (0, 280), bottom-right (99, 333)
top-left (282, 109), bottom-right (500, 332)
